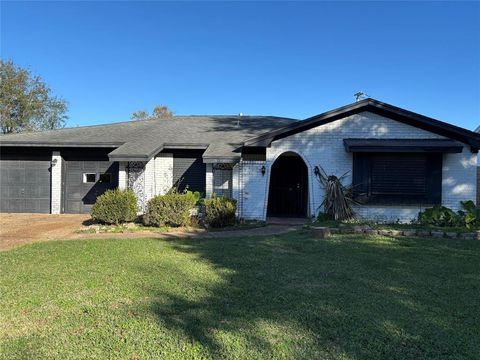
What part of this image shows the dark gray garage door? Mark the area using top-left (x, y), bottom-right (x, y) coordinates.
top-left (0, 159), bottom-right (51, 213)
top-left (63, 160), bottom-right (118, 213)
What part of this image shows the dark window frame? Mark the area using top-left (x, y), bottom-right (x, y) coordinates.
top-left (352, 152), bottom-right (442, 206)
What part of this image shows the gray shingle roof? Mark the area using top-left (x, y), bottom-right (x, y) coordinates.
top-left (0, 116), bottom-right (297, 161)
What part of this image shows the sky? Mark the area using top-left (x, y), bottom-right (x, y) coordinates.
top-left (1, 1), bottom-right (479, 130)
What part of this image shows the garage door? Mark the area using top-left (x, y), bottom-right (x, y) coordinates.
top-left (0, 159), bottom-right (51, 213)
top-left (63, 160), bottom-right (118, 213)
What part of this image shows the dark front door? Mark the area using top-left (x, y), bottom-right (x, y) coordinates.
top-left (267, 154), bottom-right (308, 217)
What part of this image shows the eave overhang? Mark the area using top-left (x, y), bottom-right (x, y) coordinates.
top-left (343, 139), bottom-right (464, 153)
top-left (243, 99), bottom-right (480, 152)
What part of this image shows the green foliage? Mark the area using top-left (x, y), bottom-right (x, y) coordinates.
top-left (182, 190), bottom-right (202, 206)
top-left (418, 205), bottom-right (464, 227)
top-left (144, 191), bottom-right (197, 227)
top-left (460, 200), bottom-right (480, 229)
top-left (91, 189), bottom-right (138, 225)
top-left (316, 212), bottom-right (329, 222)
top-left (316, 166), bottom-right (356, 221)
top-left (131, 104), bottom-right (174, 121)
top-left (0, 60), bottom-right (68, 134)
top-left (204, 194), bottom-right (237, 228)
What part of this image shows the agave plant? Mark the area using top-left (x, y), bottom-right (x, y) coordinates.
top-left (316, 166), bottom-right (356, 221)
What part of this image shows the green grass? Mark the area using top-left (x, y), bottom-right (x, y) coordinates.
top-left (1, 233), bottom-right (479, 359)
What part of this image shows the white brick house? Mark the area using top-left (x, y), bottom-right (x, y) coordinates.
top-left (1, 98), bottom-right (479, 223)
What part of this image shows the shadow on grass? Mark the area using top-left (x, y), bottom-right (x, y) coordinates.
top-left (136, 232), bottom-right (480, 359)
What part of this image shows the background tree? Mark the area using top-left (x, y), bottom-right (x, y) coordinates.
top-left (131, 105), bottom-right (174, 121)
top-left (0, 60), bottom-right (68, 134)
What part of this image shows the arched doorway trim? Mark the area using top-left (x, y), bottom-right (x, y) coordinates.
top-left (265, 151), bottom-right (312, 218)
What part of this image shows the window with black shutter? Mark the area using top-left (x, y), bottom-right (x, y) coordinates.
top-left (353, 153), bottom-right (442, 205)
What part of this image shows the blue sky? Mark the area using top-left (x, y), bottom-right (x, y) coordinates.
top-left (2, 1), bottom-right (479, 129)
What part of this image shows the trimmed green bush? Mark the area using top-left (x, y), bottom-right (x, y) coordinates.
top-left (418, 204), bottom-right (464, 227)
top-left (144, 191), bottom-right (197, 227)
top-left (204, 194), bottom-right (237, 228)
top-left (460, 200), bottom-right (480, 229)
top-left (91, 188), bottom-right (138, 225)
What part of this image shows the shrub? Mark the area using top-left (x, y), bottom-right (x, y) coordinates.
top-left (91, 189), bottom-right (138, 225)
top-left (204, 194), bottom-right (237, 228)
top-left (460, 200), bottom-right (480, 229)
top-left (316, 166), bottom-right (356, 221)
top-left (183, 190), bottom-right (203, 206)
top-left (418, 205), bottom-right (464, 227)
top-left (144, 191), bottom-right (197, 227)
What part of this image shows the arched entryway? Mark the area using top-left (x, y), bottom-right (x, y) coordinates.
top-left (267, 152), bottom-right (308, 217)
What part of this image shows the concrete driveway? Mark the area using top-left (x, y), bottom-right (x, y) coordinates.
top-left (0, 213), bottom-right (90, 251)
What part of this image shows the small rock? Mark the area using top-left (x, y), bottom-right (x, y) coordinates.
top-left (330, 228), bottom-right (340, 234)
top-left (475, 231), bottom-right (480, 240)
top-left (417, 230), bottom-right (431, 237)
top-left (378, 229), bottom-right (391, 236)
top-left (390, 230), bottom-right (403, 237)
top-left (431, 231), bottom-right (444, 238)
top-left (340, 227), bottom-right (354, 234)
top-left (462, 233), bottom-right (475, 240)
top-left (445, 232), bottom-right (458, 238)
top-left (311, 227), bottom-right (331, 239)
top-left (353, 225), bottom-right (365, 233)
top-left (402, 230), bottom-right (416, 237)
top-left (364, 229), bottom-right (378, 235)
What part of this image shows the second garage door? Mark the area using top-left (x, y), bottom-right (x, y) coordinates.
top-left (63, 160), bottom-right (118, 213)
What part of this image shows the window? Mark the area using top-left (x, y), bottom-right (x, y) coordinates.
top-left (99, 173), bottom-right (112, 183)
top-left (213, 164), bottom-right (233, 198)
top-left (83, 173), bottom-right (96, 183)
top-left (352, 153), bottom-right (442, 205)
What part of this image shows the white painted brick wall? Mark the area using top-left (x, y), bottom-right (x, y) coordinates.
top-left (118, 162), bottom-right (127, 190)
top-left (206, 164), bottom-right (213, 198)
top-left (232, 163), bottom-right (240, 202)
top-left (154, 153), bottom-right (173, 195)
top-left (237, 161), bottom-right (269, 220)
top-left (144, 158), bottom-right (155, 201)
top-left (50, 151), bottom-right (62, 214)
top-left (240, 111), bottom-right (477, 222)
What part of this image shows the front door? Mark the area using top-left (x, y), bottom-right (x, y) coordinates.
top-left (267, 153), bottom-right (308, 217)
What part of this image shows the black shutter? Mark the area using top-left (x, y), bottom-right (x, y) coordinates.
top-left (352, 153), bottom-right (370, 203)
top-left (352, 152), bottom-right (443, 205)
top-left (426, 153), bottom-right (442, 204)
top-left (370, 154), bottom-right (427, 196)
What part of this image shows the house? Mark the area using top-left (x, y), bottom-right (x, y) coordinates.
top-left (476, 125), bottom-right (480, 205)
top-left (1, 98), bottom-right (479, 222)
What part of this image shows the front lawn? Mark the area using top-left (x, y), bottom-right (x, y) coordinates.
top-left (1, 233), bottom-right (479, 359)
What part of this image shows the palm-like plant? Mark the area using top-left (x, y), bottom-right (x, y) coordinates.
top-left (316, 166), bottom-right (356, 221)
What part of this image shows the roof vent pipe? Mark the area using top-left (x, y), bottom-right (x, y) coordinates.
top-left (237, 112), bottom-right (243, 126)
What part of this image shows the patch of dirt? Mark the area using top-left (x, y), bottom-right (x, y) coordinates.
top-left (0, 213), bottom-right (90, 251)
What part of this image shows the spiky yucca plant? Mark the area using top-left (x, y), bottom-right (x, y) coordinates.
top-left (316, 167), bottom-right (356, 221)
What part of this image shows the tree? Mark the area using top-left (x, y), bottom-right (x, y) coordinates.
top-left (131, 105), bottom-right (174, 121)
top-left (0, 60), bottom-right (68, 134)
top-left (152, 105), bottom-right (174, 119)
